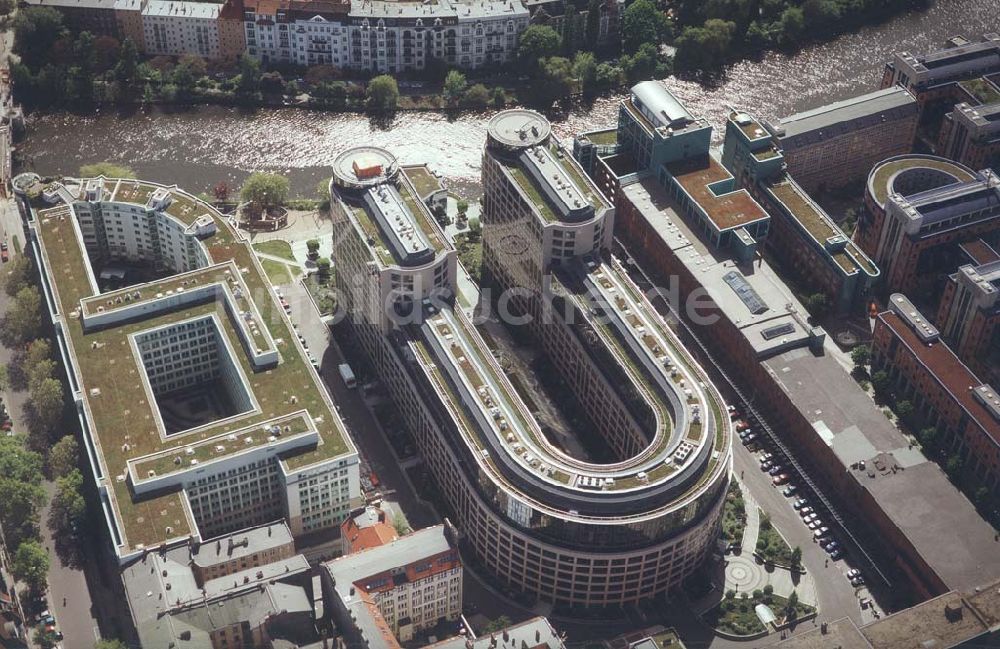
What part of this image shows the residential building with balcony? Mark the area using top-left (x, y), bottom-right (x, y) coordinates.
top-left (723, 109), bottom-right (880, 313)
top-left (341, 504), bottom-right (399, 554)
top-left (937, 242), bottom-right (1000, 385)
top-left (324, 525), bottom-right (462, 647)
top-left (331, 127), bottom-right (732, 607)
top-left (142, 0), bottom-right (227, 59)
top-left (873, 294), bottom-right (1000, 501)
top-left (243, 0), bottom-right (529, 71)
top-left (765, 86), bottom-right (918, 194)
top-left (577, 81), bottom-right (1000, 602)
top-left (859, 154), bottom-right (1000, 297)
top-left (27, 176), bottom-right (361, 565)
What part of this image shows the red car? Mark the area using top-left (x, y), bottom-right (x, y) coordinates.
top-left (773, 473), bottom-right (791, 485)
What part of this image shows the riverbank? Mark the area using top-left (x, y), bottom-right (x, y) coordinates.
top-left (12, 0), bottom-right (995, 199)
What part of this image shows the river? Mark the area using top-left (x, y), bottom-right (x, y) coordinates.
top-left (14, 0), bottom-right (1000, 199)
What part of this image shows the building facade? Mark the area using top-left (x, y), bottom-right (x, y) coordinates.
top-left (766, 87), bottom-right (918, 194)
top-left (859, 154), bottom-right (1000, 297)
top-left (938, 101), bottom-right (1000, 172)
top-left (936, 246), bottom-right (1000, 385)
top-left (872, 294), bottom-right (1000, 500)
top-left (324, 525), bottom-right (463, 647)
top-left (26, 176), bottom-right (361, 564)
top-left (330, 135), bottom-right (732, 608)
top-left (243, 0), bottom-right (529, 71)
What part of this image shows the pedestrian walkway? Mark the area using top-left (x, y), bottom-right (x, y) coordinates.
top-left (740, 487), bottom-right (761, 554)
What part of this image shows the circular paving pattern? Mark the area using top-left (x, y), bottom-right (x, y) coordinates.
top-left (726, 555), bottom-right (768, 594)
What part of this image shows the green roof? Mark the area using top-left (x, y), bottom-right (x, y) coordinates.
top-left (33, 178), bottom-right (355, 553)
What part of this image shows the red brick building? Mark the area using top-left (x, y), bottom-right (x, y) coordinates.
top-left (873, 294), bottom-right (1000, 499)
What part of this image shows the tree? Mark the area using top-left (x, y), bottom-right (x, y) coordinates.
top-left (312, 80), bottom-right (348, 109)
top-left (3, 254), bottom-right (32, 298)
top-left (95, 640), bottom-right (128, 649)
top-left (456, 199), bottom-right (469, 216)
top-left (918, 427), bottom-right (939, 450)
top-left (763, 584), bottom-right (774, 597)
top-left (786, 591), bottom-right (799, 618)
top-left (896, 399), bottom-right (914, 421)
top-left (778, 6), bottom-right (806, 47)
top-left (367, 75), bottom-right (399, 113)
top-left (48, 469), bottom-right (87, 545)
top-left (80, 161), bottom-right (136, 179)
top-left (463, 84), bottom-right (490, 108)
top-left (443, 70), bottom-right (468, 106)
top-left (305, 64), bottom-right (341, 85)
top-left (1, 286), bottom-right (42, 346)
top-left (804, 292), bottom-right (829, 318)
top-left (851, 345), bottom-right (871, 368)
top-left (12, 540), bottom-right (50, 592)
top-left (307, 238), bottom-right (321, 259)
top-left (530, 56), bottom-right (575, 108)
top-left (572, 51), bottom-right (598, 95)
top-left (316, 257), bottom-right (332, 279)
top-left (467, 216), bottom-right (481, 240)
top-left (483, 615), bottom-right (512, 634)
top-left (790, 546), bottom-right (802, 570)
top-left (29, 377), bottom-right (64, 437)
top-left (236, 54), bottom-right (262, 98)
top-left (802, 0), bottom-right (841, 33)
top-left (946, 454), bottom-right (964, 480)
top-left (260, 70), bottom-right (285, 95)
top-left (240, 173), bottom-right (289, 217)
top-left (674, 19), bottom-right (737, 72)
top-left (620, 0), bottom-right (670, 54)
top-left (517, 25), bottom-right (561, 64)
top-left (13, 7), bottom-right (65, 68)
top-left (490, 86), bottom-right (507, 108)
top-left (0, 0), bottom-right (15, 15)
top-left (49, 435), bottom-right (79, 477)
top-left (871, 369), bottom-right (890, 394)
top-left (115, 39), bottom-right (139, 84)
top-left (594, 62), bottom-right (624, 91)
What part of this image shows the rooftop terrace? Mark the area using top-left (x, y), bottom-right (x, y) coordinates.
top-left (32, 178), bottom-right (355, 554)
top-left (867, 156), bottom-right (976, 207)
top-left (502, 138), bottom-right (610, 223)
top-left (667, 156), bottom-right (769, 232)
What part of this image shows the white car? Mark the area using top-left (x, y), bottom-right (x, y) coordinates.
top-left (808, 519), bottom-right (823, 530)
top-left (813, 526), bottom-right (830, 538)
top-left (798, 507), bottom-right (814, 517)
top-left (803, 513), bottom-right (819, 523)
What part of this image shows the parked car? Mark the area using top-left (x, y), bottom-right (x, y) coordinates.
top-left (803, 513), bottom-right (819, 523)
top-left (768, 465), bottom-right (785, 476)
top-left (798, 507), bottom-right (814, 517)
top-left (773, 473), bottom-right (791, 485)
top-left (823, 540), bottom-right (841, 553)
top-left (851, 575), bottom-right (865, 586)
top-left (793, 498), bottom-right (809, 510)
top-left (759, 451), bottom-right (773, 461)
top-left (743, 433), bottom-right (758, 445)
top-left (760, 461), bottom-right (773, 472)
top-left (735, 420), bottom-right (750, 432)
top-left (782, 484), bottom-right (798, 496)
top-left (727, 404), bottom-right (739, 420)
top-left (830, 548), bottom-right (844, 560)
top-left (812, 526), bottom-right (829, 538)
top-left (846, 568), bottom-right (861, 579)
top-left (808, 519), bottom-right (824, 530)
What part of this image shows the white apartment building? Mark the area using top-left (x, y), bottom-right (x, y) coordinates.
top-left (143, 0), bottom-right (223, 58)
top-left (243, 0), bottom-right (529, 71)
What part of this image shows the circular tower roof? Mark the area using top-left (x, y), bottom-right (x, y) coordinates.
top-left (487, 110), bottom-right (551, 151)
top-left (332, 147), bottom-right (399, 190)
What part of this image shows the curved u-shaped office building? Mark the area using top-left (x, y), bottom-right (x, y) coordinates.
top-left (330, 114), bottom-right (732, 607)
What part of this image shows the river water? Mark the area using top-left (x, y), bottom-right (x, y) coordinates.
top-left (15, 0), bottom-right (1000, 199)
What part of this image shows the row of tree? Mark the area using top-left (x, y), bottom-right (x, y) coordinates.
top-left (670, 0), bottom-right (933, 72)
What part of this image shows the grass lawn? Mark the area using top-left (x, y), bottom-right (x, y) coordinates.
top-left (261, 258), bottom-right (294, 284)
top-left (756, 512), bottom-right (796, 565)
top-left (722, 482), bottom-right (747, 546)
top-left (253, 239), bottom-right (297, 262)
